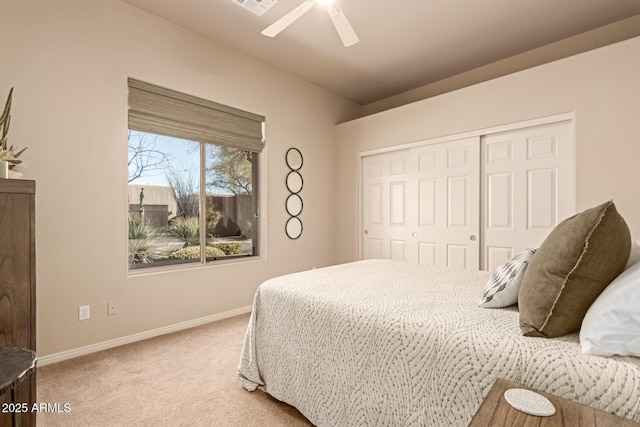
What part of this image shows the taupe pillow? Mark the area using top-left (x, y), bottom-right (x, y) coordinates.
top-left (518, 201), bottom-right (631, 338)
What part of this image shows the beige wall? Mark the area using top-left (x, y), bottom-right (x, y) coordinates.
top-left (0, 0), bottom-right (360, 356)
top-left (336, 36), bottom-right (640, 263)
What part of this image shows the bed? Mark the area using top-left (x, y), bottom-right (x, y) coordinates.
top-left (238, 259), bottom-right (640, 426)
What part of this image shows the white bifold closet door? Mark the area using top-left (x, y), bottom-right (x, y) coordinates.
top-left (361, 119), bottom-right (574, 271)
top-left (482, 121), bottom-right (574, 271)
top-left (362, 137), bottom-right (480, 269)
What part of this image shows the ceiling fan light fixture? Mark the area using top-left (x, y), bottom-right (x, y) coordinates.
top-left (262, 0), bottom-right (358, 47)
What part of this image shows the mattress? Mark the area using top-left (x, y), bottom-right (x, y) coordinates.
top-left (238, 259), bottom-right (640, 426)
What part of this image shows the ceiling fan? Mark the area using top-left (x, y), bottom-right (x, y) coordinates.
top-left (261, 0), bottom-right (359, 47)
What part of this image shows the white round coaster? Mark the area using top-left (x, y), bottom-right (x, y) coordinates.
top-left (504, 388), bottom-right (556, 417)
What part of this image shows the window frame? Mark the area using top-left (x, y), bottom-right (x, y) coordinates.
top-left (126, 79), bottom-right (267, 275)
top-left (127, 141), bottom-right (267, 275)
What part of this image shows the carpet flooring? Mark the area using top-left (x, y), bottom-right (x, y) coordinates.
top-left (36, 313), bottom-right (313, 426)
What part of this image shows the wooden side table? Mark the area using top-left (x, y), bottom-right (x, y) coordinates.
top-left (0, 348), bottom-right (37, 427)
top-left (470, 378), bottom-right (640, 426)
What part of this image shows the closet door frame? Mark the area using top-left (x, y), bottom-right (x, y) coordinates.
top-left (358, 112), bottom-right (576, 265)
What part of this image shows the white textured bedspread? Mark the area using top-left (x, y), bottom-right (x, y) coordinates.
top-left (238, 259), bottom-right (640, 426)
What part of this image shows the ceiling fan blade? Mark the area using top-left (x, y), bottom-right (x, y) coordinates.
top-left (328, 4), bottom-right (359, 47)
top-left (262, 1), bottom-right (315, 37)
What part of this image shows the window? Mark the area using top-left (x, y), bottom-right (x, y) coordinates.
top-left (127, 79), bottom-right (264, 271)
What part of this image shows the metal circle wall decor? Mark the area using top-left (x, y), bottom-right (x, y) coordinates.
top-left (286, 147), bottom-right (303, 170)
top-left (285, 148), bottom-right (303, 239)
top-left (285, 216), bottom-right (303, 240)
top-left (286, 170), bottom-right (303, 194)
top-left (286, 193), bottom-right (303, 216)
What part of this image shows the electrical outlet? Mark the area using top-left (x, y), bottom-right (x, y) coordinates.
top-left (79, 305), bottom-right (90, 321)
top-left (107, 301), bottom-right (118, 316)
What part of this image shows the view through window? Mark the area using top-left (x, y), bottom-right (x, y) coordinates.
top-left (127, 130), bottom-right (258, 270)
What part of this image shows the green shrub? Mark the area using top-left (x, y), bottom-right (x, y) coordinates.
top-left (210, 242), bottom-right (242, 255)
top-left (128, 213), bottom-right (155, 240)
top-left (167, 217), bottom-right (200, 247)
top-left (128, 214), bottom-right (168, 264)
top-left (168, 245), bottom-right (225, 260)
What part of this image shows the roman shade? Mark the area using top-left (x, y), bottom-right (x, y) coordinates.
top-left (128, 78), bottom-right (265, 153)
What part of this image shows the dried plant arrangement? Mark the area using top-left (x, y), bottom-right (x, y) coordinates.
top-left (0, 87), bottom-right (27, 169)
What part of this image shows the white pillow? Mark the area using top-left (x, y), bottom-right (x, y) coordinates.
top-left (479, 249), bottom-right (537, 308)
top-left (580, 261), bottom-right (640, 356)
top-left (625, 239), bottom-right (640, 269)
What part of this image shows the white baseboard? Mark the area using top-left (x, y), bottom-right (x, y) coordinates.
top-left (38, 305), bottom-right (252, 367)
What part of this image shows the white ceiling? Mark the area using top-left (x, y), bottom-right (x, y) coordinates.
top-left (120, 0), bottom-right (640, 105)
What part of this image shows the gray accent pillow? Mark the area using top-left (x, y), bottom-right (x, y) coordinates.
top-left (518, 201), bottom-right (631, 338)
top-left (479, 249), bottom-right (537, 308)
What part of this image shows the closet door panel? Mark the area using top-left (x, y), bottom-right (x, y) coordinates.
top-left (412, 137), bottom-right (480, 269)
top-left (486, 246), bottom-right (513, 271)
top-left (418, 242), bottom-right (437, 265)
top-left (447, 244), bottom-right (469, 269)
top-left (362, 149), bottom-right (413, 261)
top-left (418, 178), bottom-right (436, 226)
top-left (527, 168), bottom-right (557, 229)
top-left (487, 172), bottom-right (512, 229)
top-left (482, 121), bottom-right (573, 271)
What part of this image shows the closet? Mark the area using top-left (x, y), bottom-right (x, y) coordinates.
top-left (361, 118), bottom-right (574, 271)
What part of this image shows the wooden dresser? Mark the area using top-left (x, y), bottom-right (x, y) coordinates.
top-left (0, 179), bottom-right (36, 427)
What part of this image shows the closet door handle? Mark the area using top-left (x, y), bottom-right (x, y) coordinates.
top-left (469, 235), bottom-right (477, 241)
top-left (364, 230), bottom-right (369, 235)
